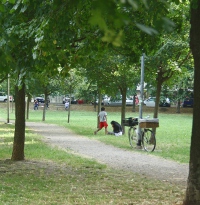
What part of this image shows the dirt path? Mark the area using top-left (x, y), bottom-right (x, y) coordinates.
top-left (26, 121), bottom-right (188, 188)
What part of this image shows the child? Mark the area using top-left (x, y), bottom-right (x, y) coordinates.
top-left (107, 121), bottom-right (123, 136)
top-left (94, 107), bottom-right (108, 135)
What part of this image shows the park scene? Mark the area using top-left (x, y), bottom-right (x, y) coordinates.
top-left (1, 1), bottom-right (200, 204)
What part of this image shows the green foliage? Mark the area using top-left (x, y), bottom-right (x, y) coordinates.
top-left (0, 0), bottom-right (190, 89)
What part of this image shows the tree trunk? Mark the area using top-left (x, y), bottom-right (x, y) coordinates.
top-left (132, 95), bottom-right (136, 112)
top-left (68, 89), bottom-right (72, 123)
top-left (97, 89), bottom-right (101, 128)
top-left (153, 70), bottom-right (162, 119)
top-left (94, 90), bottom-right (97, 112)
top-left (26, 93), bottom-right (31, 120)
top-left (183, 1), bottom-right (200, 204)
top-left (42, 91), bottom-right (48, 121)
top-left (11, 83), bottom-right (26, 161)
top-left (176, 99), bottom-right (181, 113)
top-left (120, 88), bottom-right (127, 134)
top-left (150, 70), bottom-right (162, 133)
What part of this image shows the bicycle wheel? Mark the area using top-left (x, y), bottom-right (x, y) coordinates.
top-left (128, 127), bottom-right (137, 148)
top-left (142, 129), bottom-right (156, 152)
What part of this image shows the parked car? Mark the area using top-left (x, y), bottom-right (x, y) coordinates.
top-left (71, 99), bottom-right (78, 104)
top-left (94, 97), bottom-right (111, 105)
top-left (182, 97), bottom-right (193, 107)
top-left (144, 97), bottom-right (171, 107)
top-left (144, 97), bottom-right (156, 107)
top-left (35, 97), bottom-right (45, 103)
top-left (93, 100), bottom-right (104, 105)
top-left (0, 92), bottom-right (14, 102)
top-left (102, 97), bottom-right (110, 105)
top-left (159, 101), bottom-right (171, 107)
top-left (108, 98), bottom-right (133, 106)
top-left (159, 97), bottom-right (171, 107)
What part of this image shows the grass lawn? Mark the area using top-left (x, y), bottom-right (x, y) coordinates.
top-left (0, 121), bottom-right (185, 205)
top-left (0, 105), bottom-right (189, 204)
top-left (0, 105), bottom-right (192, 163)
top-left (28, 107), bottom-right (192, 163)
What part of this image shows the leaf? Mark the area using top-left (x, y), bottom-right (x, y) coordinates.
top-left (141, 0), bottom-right (148, 8)
top-left (173, 0), bottom-right (180, 5)
top-left (0, 4), bottom-right (5, 12)
top-left (33, 53), bottom-right (37, 60)
top-left (127, 0), bottom-right (138, 9)
top-left (162, 17), bottom-right (176, 32)
top-left (89, 10), bottom-right (107, 30)
top-left (20, 5), bottom-right (27, 12)
top-left (10, 1), bottom-right (20, 13)
top-left (9, 0), bottom-right (16, 4)
top-left (136, 23), bottom-right (158, 35)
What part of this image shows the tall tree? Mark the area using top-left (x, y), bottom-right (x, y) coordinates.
top-left (11, 82), bottom-right (25, 160)
top-left (145, 39), bottom-right (191, 119)
top-left (184, 0), bottom-right (200, 204)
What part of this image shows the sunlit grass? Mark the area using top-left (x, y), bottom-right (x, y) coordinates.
top-left (0, 104), bottom-right (192, 163)
top-left (0, 121), bottom-right (184, 205)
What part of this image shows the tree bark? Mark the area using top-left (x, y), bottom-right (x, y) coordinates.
top-left (176, 99), bottom-right (181, 113)
top-left (97, 89), bottom-right (101, 128)
top-left (11, 83), bottom-right (26, 161)
top-left (132, 95), bottom-right (136, 112)
top-left (120, 87), bottom-right (127, 134)
top-left (42, 91), bottom-right (48, 121)
top-left (26, 93), bottom-right (31, 120)
top-left (184, 1), bottom-right (200, 204)
top-left (68, 88), bottom-right (72, 123)
top-left (153, 70), bottom-right (162, 119)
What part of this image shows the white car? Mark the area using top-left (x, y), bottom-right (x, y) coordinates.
top-left (144, 97), bottom-right (171, 107)
top-left (144, 97), bottom-right (156, 107)
top-left (102, 97), bottom-right (110, 105)
top-left (108, 98), bottom-right (133, 106)
top-left (0, 92), bottom-right (14, 102)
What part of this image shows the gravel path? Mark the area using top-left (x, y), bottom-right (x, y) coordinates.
top-left (26, 121), bottom-right (188, 188)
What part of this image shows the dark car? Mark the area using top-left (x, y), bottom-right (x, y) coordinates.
top-left (182, 97), bottom-right (193, 107)
top-left (35, 97), bottom-right (45, 103)
top-left (159, 102), bottom-right (171, 107)
top-left (159, 97), bottom-right (171, 107)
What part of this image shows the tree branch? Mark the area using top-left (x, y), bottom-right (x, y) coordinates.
top-left (0, 74), bottom-right (8, 84)
top-left (178, 50), bottom-right (192, 67)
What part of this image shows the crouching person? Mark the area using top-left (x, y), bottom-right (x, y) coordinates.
top-left (108, 121), bottom-right (123, 136)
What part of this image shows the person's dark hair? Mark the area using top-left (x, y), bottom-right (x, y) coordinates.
top-left (101, 107), bottom-right (105, 111)
top-left (111, 121), bottom-right (115, 125)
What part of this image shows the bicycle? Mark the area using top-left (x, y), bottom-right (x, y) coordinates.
top-left (122, 117), bottom-right (158, 152)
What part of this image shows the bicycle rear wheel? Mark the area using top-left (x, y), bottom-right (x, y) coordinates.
top-left (128, 127), bottom-right (137, 148)
top-left (142, 129), bottom-right (156, 152)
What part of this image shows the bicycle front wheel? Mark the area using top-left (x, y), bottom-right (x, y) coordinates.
top-left (142, 129), bottom-right (156, 152)
top-left (128, 127), bottom-right (137, 148)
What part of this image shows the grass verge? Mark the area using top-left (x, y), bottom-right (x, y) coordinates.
top-left (0, 122), bottom-right (185, 204)
top-left (0, 106), bottom-right (192, 163)
top-left (28, 108), bottom-right (192, 163)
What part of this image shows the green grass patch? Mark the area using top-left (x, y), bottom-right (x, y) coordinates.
top-left (28, 108), bottom-right (192, 163)
top-left (0, 106), bottom-right (192, 163)
top-left (0, 122), bottom-right (185, 204)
